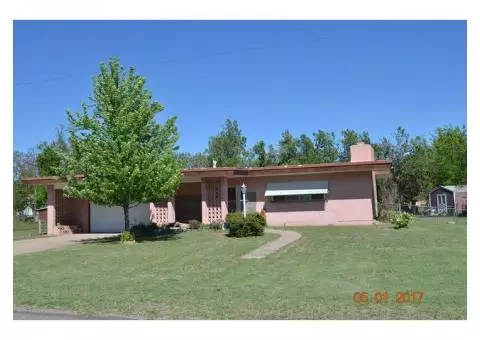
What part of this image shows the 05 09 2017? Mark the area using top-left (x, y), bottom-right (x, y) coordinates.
top-left (353, 291), bottom-right (425, 304)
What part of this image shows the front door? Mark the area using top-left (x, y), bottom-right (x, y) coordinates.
top-left (437, 194), bottom-right (448, 214)
top-left (227, 187), bottom-right (237, 213)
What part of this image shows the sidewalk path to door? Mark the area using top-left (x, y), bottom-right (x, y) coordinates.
top-left (241, 228), bottom-right (301, 259)
top-left (13, 233), bottom-right (119, 256)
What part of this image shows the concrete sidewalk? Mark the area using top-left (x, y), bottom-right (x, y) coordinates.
top-left (242, 228), bottom-right (301, 259)
top-left (13, 233), bottom-right (119, 256)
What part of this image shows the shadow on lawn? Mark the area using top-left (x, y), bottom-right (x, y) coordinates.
top-left (80, 228), bottom-right (183, 244)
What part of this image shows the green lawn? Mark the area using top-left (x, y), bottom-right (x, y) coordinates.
top-left (13, 216), bottom-right (48, 240)
top-left (13, 219), bottom-right (466, 319)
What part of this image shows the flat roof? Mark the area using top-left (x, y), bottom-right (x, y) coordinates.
top-left (22, 160), bottom-right (392, 185)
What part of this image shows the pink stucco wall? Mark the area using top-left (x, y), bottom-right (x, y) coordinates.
top-left (227, 172), bottom-right (375, 226)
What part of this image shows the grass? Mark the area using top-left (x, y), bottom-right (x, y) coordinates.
top-left (13, 219), bottom-right (466, 319)
top-left (13, 216), bottom-right (48, 240)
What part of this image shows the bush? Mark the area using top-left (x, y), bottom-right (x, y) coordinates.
top-left (188, 219), bottom-right (202, 230)
top-left (248, 212), bottom-right (266, 227)
top-left (120, 230), bottom-right (135, 242)
top-left (225, 212), bottom-right (244, 225)
top-left (206, 220), bottom-right (223, 230)
top-left (226, 212), bottom-right (265, 237)
top-left (390, 212), bottom-right (415, 229)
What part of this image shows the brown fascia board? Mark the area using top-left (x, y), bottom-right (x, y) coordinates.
top-left (21, 175), bottom-right (84, 185)
top-left (22, 161), bottom-right (392, 185)
top-left (184, 160), bottom-right (392, 177)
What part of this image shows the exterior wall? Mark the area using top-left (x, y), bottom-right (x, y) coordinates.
top-left (227, 172), bottom-right (375, 226)
top-left (150, 202), bottom-right (168, 224)
top-left (204, 179), bottom-right (223, 223)
top-left (177, 182), bottom-right (201, 195)
top-left (201, 180), bottom-right (208, 224)
top-left (429, 188), bottom-right (454, 208)
top-left (54, 189), bottom-right (90, 233)
top-left (220, 177), bottom-right (228, 221)
top-left (455, 192), bottom-right (467, 211)
top-left (371, 171), bottom-right (378, 218)
top-left (150, 198), bottom-right (175, 225)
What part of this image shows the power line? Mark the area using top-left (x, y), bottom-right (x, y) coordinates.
top-left (14, 36), bottom-right (326, 88)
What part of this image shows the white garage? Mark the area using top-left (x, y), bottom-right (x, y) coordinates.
top-left (90, 203), bottom-right (151, 233)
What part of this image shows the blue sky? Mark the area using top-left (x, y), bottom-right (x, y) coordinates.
top-left (14, 20), bottom-right (466, 153)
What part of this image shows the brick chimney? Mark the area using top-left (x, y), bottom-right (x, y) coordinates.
top-left (350, 142), bottom-right (375, 162)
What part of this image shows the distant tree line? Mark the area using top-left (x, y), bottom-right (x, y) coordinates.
top-left (176, 119), bottom-right (466, 206)
top-left (14, 118), bottom-right (466, 212)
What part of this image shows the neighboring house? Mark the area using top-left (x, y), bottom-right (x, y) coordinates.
top-left (428, 185), bottom-right (467, 214)
top-left (22, 206), bottom-right (34, 217)
top-left (17, 205), bottom-right (34, 219)
top-left (23, 142), bottom-right (391, 234)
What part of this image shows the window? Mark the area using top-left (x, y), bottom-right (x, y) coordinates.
top-left (437, 194), bottom-right (447, 205)
top-left (246, 192), bottom-right (257, 202)
top-left (270, 194), bottom-right (326, 203)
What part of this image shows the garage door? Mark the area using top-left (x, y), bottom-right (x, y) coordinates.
top-left (90, 204), bottom-right (151, 233)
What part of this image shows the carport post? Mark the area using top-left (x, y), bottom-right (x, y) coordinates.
top-left (167, 197), bottom-right (175, 223)
top-left (46, 185), bottom-right (56, 235)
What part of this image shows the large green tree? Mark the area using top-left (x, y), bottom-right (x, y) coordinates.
top-left (373, 137), bottom-right (394, 161)
top-left (431, 125), bottom-right (467, 185)
top-left (313, 130), bottom-right (339, 163)
top-left (297, 134), bottom-right (316, 164)
top-left (252, 140), bottom-right (267, 167)
top-left (265, 144), bottom-right (279, 166)
top-left (13, 149), bottom-right (37, 212)
top-left (207, 119), bottom-right (247, 167)
top-left (278, 130), bottom-right (299, 165)
top-left (339, 129), bottom-right (370, 162)
top-left (35, 126), bottom-right (72, 207)
top-left (64, 58), bottom-right (182, 231)
top-left (176, 152), bottom-right (210, 168)
top-left (395, 136), bottom-right (434, 202)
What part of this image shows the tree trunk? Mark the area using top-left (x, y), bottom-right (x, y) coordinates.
top-left (123, 204), bottom-right (130, 231)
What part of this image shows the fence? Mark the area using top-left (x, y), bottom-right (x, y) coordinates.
top-left (37, 218), bottom-right (47, 234)
top-left (378, 204), bottom-right (467, 224)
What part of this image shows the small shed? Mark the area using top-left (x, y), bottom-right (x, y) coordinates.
top-left (36, 207), bottom-right (48, 222)
top-left (428, 185), bottom-right (467, 214)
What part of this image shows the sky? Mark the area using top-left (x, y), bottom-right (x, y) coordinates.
top-left (13, 20), bottom-right (466, 153)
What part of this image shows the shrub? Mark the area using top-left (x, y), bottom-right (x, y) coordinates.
top-left (120, 230), bottom-right (135, 242)
top-left (247, 212), bottom-right (266, 227)
top-left (188, 219), bottom-right (202, 230)
top-left (207, 220), bottom-right (224, 230)
top-left (226, 212), bottom-right (244, 226)
top-left (226, 212), bottom-right (265, 237)
top-left (196, 220), bottom-right (224, 230)
top-left (390, 212), bottom-right (415, 229)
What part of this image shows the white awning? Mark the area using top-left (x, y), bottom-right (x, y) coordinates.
top-left (264, 181), bottom-right (328, 196)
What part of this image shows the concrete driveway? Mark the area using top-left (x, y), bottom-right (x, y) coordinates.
top-left (13, 233), bottom-right (119, 256)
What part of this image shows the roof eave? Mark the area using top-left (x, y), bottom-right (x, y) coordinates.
top-left (21, 161), bottom-right (392, 185)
